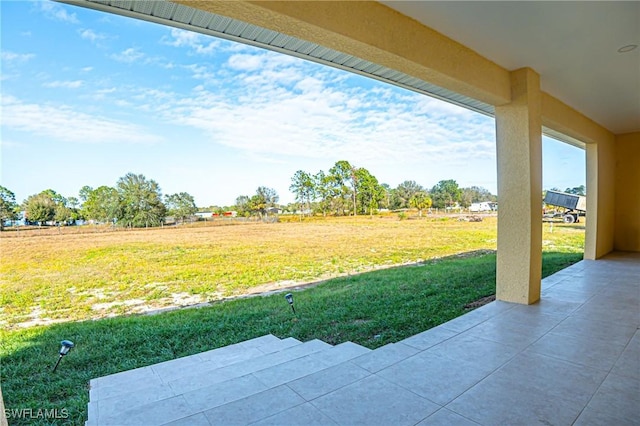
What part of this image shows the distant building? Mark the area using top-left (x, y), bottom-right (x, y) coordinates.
top-left (2, 211), bottom-right (26, 227)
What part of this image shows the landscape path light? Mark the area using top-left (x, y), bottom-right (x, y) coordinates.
top-left (285, 293), bottom-right (296, 314)
top-left (53, 340), bottom-right (74, 372)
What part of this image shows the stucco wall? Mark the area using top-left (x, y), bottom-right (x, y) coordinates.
top-left (615, 132), bottom-right (640, 252)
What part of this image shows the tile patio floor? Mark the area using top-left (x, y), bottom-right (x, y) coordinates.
top-left (87, 252), bottom-right (639, 425)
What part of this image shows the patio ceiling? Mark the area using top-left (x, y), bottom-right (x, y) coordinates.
top-left (382, 1), bottom-right (640, 135)
top-left (61, 0), bottom-right (639, 137)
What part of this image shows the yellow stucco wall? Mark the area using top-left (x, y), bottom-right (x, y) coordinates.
top-left (541, 94), bottom-right (614, 145)
top-left (615, 132), bottom-right (640, 252)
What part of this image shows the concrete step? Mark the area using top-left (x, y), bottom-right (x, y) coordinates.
top-left (89, 334), bottom-right (297, 402)
top-left (252, 341), bottom-right (371, 388)
top-left (85, 337), bottom-right (377, 426)
top-left (86, 337), bottom-right (333, 425)
top-left (351, 342), bottom-right (421, 373)
top-left (166, 338), bottom-right (331, 395)
top-left (88, 340), bottom-right (371, 426)
top-left (86, 335), bottom-right (303, 425)
top-left (195, 343), bottom-right (375, 425)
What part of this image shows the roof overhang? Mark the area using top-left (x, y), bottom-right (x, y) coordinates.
top-left (61, 0), bottom-right (495, 116)
top-left (59, 0), bottom-right (632, 148)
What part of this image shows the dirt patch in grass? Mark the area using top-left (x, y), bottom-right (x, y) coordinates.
top-left (464, 294), bottom-right (496, 309)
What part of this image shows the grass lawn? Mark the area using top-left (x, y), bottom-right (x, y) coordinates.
top-left (0, 216), bottom-right (584, 328)
top-left (0, 216), bottom-right (585, 425)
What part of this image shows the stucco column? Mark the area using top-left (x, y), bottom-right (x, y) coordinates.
top-left (495, 68), bottom-right (543, 304)
top-left (613, 132), bottom-right (640, 252)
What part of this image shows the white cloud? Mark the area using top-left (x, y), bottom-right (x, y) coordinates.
top-left (78, 28), bottom-right (107, 44)
top-left (227, 54), bottom-right (264, 71)
top-left (90, 87), bottom-right (116, 101)
top-left (181, 63), bottom-right (217, 82)
top-left (98, 49), bottom-right (496, 169)
top-left (115, 99), bottom-right (133, 108)
top-left (1, 51), bottom-right (36, 81)
top-left (37, 2), bottom-right (79, 24)
top-left (0, 139), bottom-right (24, 149)
top-left (1, 51), bottom-right (35, 62)
top-left (23, 43), bottom-right (493, 171)
top-left (176, 91), bottom-right (490, 166)
top-left (43, 80), bottom-right (84, 89)
top-left (161, 28), bottom-right (218, 55)
top-left (227, 51), bottom-right (299, 73)
top-left (110, 48), bottom-right (145, 63)
top-left (109, 48), bottom-right (169, 68)
top-left (1, 95), bottom-right (162, 145)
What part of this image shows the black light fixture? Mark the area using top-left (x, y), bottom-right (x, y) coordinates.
top-left (284, 293), bottom-right (296, 314)
top-left (53, 340), bottom-right (74, 372)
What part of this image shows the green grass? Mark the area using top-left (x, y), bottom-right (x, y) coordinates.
top-left (1, 250), bottom-right (583, 426)
top-left (0, 216), bottom-right (584, 327)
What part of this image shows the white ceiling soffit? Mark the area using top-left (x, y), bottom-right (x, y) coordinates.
top-left (382, 1), bottom-right (640, 136)
top-left (60, 0), bottom-right (495, 117)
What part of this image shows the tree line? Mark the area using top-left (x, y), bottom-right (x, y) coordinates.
top-left (0, 162), bottom-right (502, 229)
top-left (0, 173), bottom-right (197, 229)
top-left (286, 160), bottom-right (497, 217)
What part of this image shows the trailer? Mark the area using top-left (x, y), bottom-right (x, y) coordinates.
top-left (543, 190), bottom-right (586, 223)
top-left (469, 201), bottom-right (497, 212)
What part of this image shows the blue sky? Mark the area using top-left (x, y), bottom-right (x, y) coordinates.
top-left (0, 1), bottom-right (585, 207)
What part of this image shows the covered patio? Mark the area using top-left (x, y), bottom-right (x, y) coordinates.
top-left (10, 1), bottom-right (639, 425)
